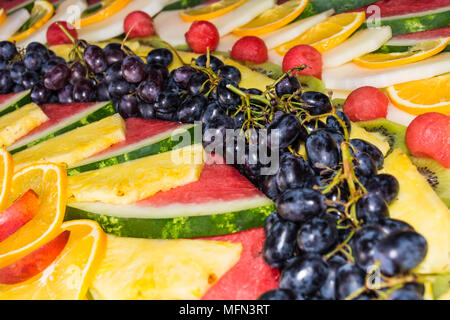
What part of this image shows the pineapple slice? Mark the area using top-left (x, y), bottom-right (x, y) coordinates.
top-left (350, 122), bottom-right (390, 156)
top-left (0, 103), bottom-right (48, 148)
top-left (89, 234), bottom-right (242, 300)
top-left (68, 144), bottom-right (204, 205)
top-left (381, 149), bottom-right (450, 274)
top-left (13, 114), bottom-right (126, 172)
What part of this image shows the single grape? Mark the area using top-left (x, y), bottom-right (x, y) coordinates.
top-left (218, 65), bottom-right (241, 84)
top-left (216, 79), bottom-right (241, 110)
top-left (117, 95), bottom-right (140, 118)
top-left (0, 70), bottom-right (13, 94)
top-left (146, 48), bottom-right (173, 67)
top-left (137, 81), bottom-right (161, 104)
top-left (44, 64), bottom-right (71, 90)
top-left (145, 66), bottom-right (165, 88)
top-left (351, 225), bottom-right (385, 270)
top-left (148, 63), bottom-right (169, 81)
top-left (26, 42), bottom-right (49, 58)
top-left (121, 55), bottom-right (146, 83)
top-left (195, 54), bottom-right (224, 72)
top-left (305, 130), bottom-right (340, 173)
top-left (58, 84), bottom-right (74, 103)
top-left (263, 219), bottom-right (298, 268)
top-left (108, 78), bottom-right (133, 99)
top-left (201, 102), bottom-right (226, 126)
top-left (275, 153), bottom-right (312, 193)
top-left (73, 78), bottom-right (95, 102)
top-left (83, 45), bottom-right (108, 73)
top-left (276, 188), bottom-right (326, 223)
top-left (138, 102), bottom-right (155, 119)
top-left (326, 110), bottom-right (351, 135)
top-left (275, 75), bottom-right (300, 98)
top-left (334, 264), bottom-right (366, 300)
top-left (354, 152), bottom-right (377, 179)
top-left (177, 95), bottom-right (207, 123)
top-left (279, 255), bottom-right (329, 296)
top-left (267, 113), bottom-right (302, 149)
top-left (164, 76), bottom-right (181, 93)
top-left (320, 255), bottom-right (347, 300)
top-left (350, 139), bottom-right (384, 169)
top-left (297, 216), bottom-right (338, 254)
top-left (172, 66), bottom-right (196, 89)
top-left (68, 61), bottom-right (87, 85)
top-left (9, 62), bottom-right (26, 84)
top-left (23, 52), bottom-right (45, 72)
top-left (30, 83), bottom-right (51, 104)
top-left (103, 43), bottom-right (126, 65)
top-left (187, 72), bottom-right (209, 96)
top-left (301, 91), bottom-right (332, 115)
top-left (104, 62), bottom-right (122, 84)
top-left (154, 92), bottom-right (180, 114)
top-left (96, 81), bottom-right (110, 102)
top-left (0, 41), bottom-right (17, 61)
top-left (21, 71), bottom-right (40, 89)
top-left (365, 174), bottom-right (400, 205)
top-left (356, 193), bottom-right (389, 225)
top-left (374, 230), bottom-right (428, 276)
top-left (258, 289), bottom-right (297, 300)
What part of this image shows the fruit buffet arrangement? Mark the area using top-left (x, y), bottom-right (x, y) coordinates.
top-left (0, 0), bottom-right (448, 300)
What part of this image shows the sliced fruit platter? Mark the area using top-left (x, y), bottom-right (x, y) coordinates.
top-left (0, 0), bottom-right (448, 301)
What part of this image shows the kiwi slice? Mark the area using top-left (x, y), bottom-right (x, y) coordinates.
top-left (243, 61), bottom-right (283, 80)
top-left (296, 75), bottom-right (327, 94)
top-left (356, 118), bottom-right (409, 155)
top-left (410, 157), bottom-right (450, 208)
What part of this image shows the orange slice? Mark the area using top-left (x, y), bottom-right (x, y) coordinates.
top-left (0, 220), bottom-right (106, 300)
top-left (0, 163), bottom-right (67, 268)
top-left (386, 73), bottom-right (450, 115)
top-left (9, 1), bottom-right (54, 42)
top-left (275, 11), bottom-right (365, 54)
top-left (0, 147), bottom-right (13, 212)
top-left (232, 0), bottom-right (309, 37)
top-left (353, 38), bottom-right (450, 69)
top-left (79, 0), bottom-right (131, 27)
top-left (0, 9), bottom-right (6, 27)
top-left (179, 0), bottom-right (247, 22)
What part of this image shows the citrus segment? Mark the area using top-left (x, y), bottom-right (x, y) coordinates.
top-left (0, 9), bottom-right (6, 26)
top-left (0, 147), bottom-right (13, 212)
top-left (179, 0), bottom-right (248, 22)
top-left (79, 0), bottom-right (131, 27)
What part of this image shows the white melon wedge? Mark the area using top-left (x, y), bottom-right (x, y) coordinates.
top-left (322, 26), bottom-right (393, 68)
top-left (322, 52), bottom-right (450, 90)
top-left (155, 0), bottom-right (274, 46)
top-left (17, 0), bottom-right (88, 46)
top-left (0, 9), bottom-right (30, 41)
top-left (79, 0), bottom-right (170, 42)
top-left (262, 9), bottom-right (334, 50)
top-left (268, 49), bottom-right (283, 65)
top-left (216, 34), bottom-right (239, 52)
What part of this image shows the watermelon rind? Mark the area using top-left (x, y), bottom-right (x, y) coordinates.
top-left (4, 0), bottom-right (34, 14)
top-left (7, 101), bottom-right (116, 154)
top-left (65, 197), bottom-right (275, 239)
top-left (296, 0), bottom-right (378, 20)
top-left (0, 90), bottom-right (31, 117)
top-left (66, 124), bottom-right (199, 176)
top-left (162, 0), bottom-right (210, 11)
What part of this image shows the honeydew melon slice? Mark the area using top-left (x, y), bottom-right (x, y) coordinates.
top-left (67, 118), bottom-right (198, 176)
top-left (0, 90), bottom-right (31, 117)
top-left (78, 0), bottom-right (170, 42)
top-left (322, 26), bottom-right (392, 68)
top-left (7, 101), bottom-right (115, 154)
top-left (65, 156), bottom-right (275, 239)
top-left (88, 234), bottom-right (242, 300)
top-left (322, 52), bottom-right (450, 90)
top-left (0, 9), bottom-right (30, 41)
top-left (17, 0), bottom-right (87, 46)
top-left (155, 0), bottom-right (274, 46)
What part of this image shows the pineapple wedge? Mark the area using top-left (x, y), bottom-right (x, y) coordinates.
top-left (0, 103), bottom-right (48, 148)
top-left (13, 114), bottom-right (126, 172)
top-left (381, 149), bottom-right (450, 274)
top-left (68, 144), bottom-right (204, 205)
top-left (350, 122), bottom-right (390, 156)
top-left (89, 234), bottom-right (242, 300)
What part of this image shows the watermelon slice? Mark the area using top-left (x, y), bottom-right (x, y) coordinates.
top-left (296, 0), bottom-right (378, 20)
top-left (201, 228), bottom-right (280, 300)
top-left (353, 0), bottom-right (450, 35)
top-left (7, 101), bottom-right (115, 154)
top-left (0, 91), bottom-right (31, 118)
top-left (67, 118), bottom-right (198, 176)
top-left (65, 158), bottom-right (275, 239)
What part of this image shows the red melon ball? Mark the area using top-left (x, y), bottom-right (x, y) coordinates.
top-left (406, 112), bottom-right (450, 168)
top-left (231, 36), bottom-right (268, 64)
top-left (343, 86), bottom-right (389, 122)
top-left (282, 45), bottom-right (322, 79)
top-left (46, 21), bottom-right (78, 46)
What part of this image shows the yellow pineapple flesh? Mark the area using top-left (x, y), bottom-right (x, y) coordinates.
top-left (13, 114), bottom-right (126, 172)
top-left (89, 234), bottom-right (242, 300)
top-left (68, 144), bottom-right (204, 205)
top-left (0, 103), bottom-right (48, 148)
top-left (381, 149), bottom-right (450, 274)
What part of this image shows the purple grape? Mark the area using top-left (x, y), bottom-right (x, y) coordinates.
top-left (172, 66), bottom-right (196, 89)
top-left (117, 95), bottom-right (139, 118)
top-left (121, 56), bottom-right (146, 83)
top-left (26, 42), bottom-right (49, 58)
top-left (137, 81), bottom-right (161, 103)
top-left (0, 70), bottom-right (13, 93)
top-left (73, 78), bottom-right (95, 102)
top-left (23, 52), bottom-right (45, 71)
top-left (138, 102), bottom-right (155, 119)
top-left (69, 62), bottom-right (87, 85)
top-left (96, 81), bottom-right (110, 101)
top-left (108, 78), bottom-right (133, 99)
top-left (58, 84), bottom-right (74, 103)
top-left (104, 62), bottom-right (123, 84)
top-left (31, 83), bottom-right (51, 104)
top-left (9, 61), bottom-right (26, 84)
top-left (83, 45), bottom-right (108, 73)
top-left (21, 71), bottom-right (40, 89)
top-left (44, 64), bottom-right (71, 90)
top-left (104, 43), bottom-right (127, 65)
top-left (0, 41), bottom-right (17, 61)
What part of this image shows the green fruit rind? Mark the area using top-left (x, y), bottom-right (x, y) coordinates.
top-left (163, 0), bottom-right (210, 11)
top-left (296, 0), bottom-right (378, 20)
top-left (0, 90), bottom-right (31, 118)
top-left (7, 101), bottom-right (116, 154)
top-left (5, 0), bottom-right (34, 14)
top-left (360, 7), bottom-right (450, 36)
top-left (66, 124), bottom-right (198, 176)
top-left (65, 199), bottom-right (275, 239)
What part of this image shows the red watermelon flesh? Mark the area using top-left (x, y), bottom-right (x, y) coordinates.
top-left (350, 0), bottom-right (450, 17)
top-left (392, 26), bottom-right (450, 40)
top-left (201, 228), bottom-right (279, 300)
top-left (0, 92), bottom-right (20, 105)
